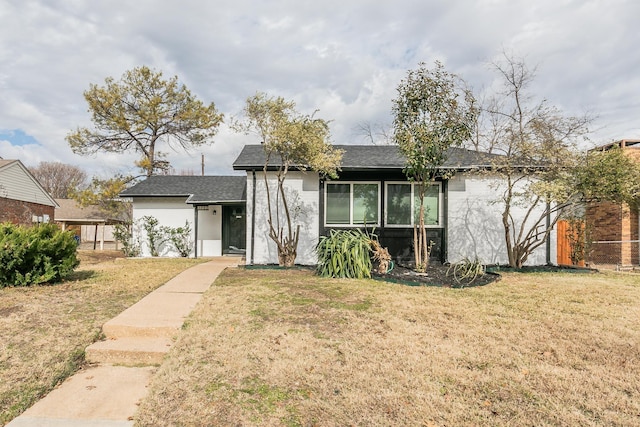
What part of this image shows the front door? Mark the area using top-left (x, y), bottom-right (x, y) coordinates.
top-left (223, 204), bottom-right (246, 254)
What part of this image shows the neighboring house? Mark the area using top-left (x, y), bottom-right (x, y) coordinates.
top-left (0, 159), bottom-right (58, 225)
top-left (585, 139), bottom-right (640, 267)
top-left (233, 144), bottom-right (557, 266)
top-left (54, 199), bottom-right (128, 250)
top-left (120, 175), bottom-right (247, 257)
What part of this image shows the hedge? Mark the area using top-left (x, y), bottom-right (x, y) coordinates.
top-left (0, 223), bottom-right (79, 287)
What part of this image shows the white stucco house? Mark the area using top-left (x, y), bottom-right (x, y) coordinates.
top-left (120, 175), bottom-right (246, 257)
top-left (232, 144), bottom-right (556, 266)
top-left (121, 144), bottom-right (556, 265)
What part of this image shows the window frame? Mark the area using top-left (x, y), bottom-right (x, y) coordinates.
top-left (384, 181), bottom-right (442, 228)
top-left (324, 181), bottom-right (381, 227)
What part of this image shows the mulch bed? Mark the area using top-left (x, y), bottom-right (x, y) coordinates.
top-left (244, 263), bottom-right (499, 288)
top-left (374, 263), bottom-right (500, 288)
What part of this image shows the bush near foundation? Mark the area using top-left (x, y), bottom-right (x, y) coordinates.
top-left (0, 223), bottom-right (79, 287)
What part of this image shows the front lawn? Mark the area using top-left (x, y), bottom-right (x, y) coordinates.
top-left (136, 267), bottom-right (640, 426)
top-left (0, 251), bottom-right (205, 425)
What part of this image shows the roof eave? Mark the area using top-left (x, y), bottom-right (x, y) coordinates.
top-left (187, 199), bottom-right (246, 205)
top-left (119, 193), bottom-right (191, 198)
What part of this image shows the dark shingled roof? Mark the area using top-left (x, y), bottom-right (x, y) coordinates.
top-left (120, 175), bottom-right (246, 204)
top-left (232, 144), bottom-right (503, 171)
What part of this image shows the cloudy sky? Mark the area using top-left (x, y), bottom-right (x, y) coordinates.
top-left (0, 0), bottom-right (638, 177)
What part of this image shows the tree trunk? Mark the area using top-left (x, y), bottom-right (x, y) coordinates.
top-left (277, 247), bottom-right (297, 267)
top-left (414, 203), bottom-right (428, 273)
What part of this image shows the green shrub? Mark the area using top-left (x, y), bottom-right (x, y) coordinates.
top-left (0, 223), bottom-right (79, 287)
top-left (163, 221), bottom-right (193, 257)
top-left (113, 222), bottom-right (141, 257)
top-left (141, 215), bottom-right (166, 256)
top-left (316, 229), bottom-right (373, 279)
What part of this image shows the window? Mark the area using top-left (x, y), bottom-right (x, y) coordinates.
top-left (325, 182), bottom-right (380, 226)
top-left (326, 183), bottom-right (350, 224)
top-left (386, 182), bottom-right (440, 227)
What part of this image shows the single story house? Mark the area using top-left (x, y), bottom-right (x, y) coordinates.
top-left (0, 159), bottom-right (58, 225)
top-left (122, 144), bottom-right (557, 266)
top-left (233, 144), bottom-right (557, 266)
top-left (120, 175), bottom-right (247, 257)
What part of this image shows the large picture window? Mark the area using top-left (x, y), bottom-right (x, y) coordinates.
top-left (386, 182), bottom-right (440, 227)
top-left (325, 182), bottom-right (380, 226)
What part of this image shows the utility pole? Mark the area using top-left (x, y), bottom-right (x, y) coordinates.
top-left (201, 153), bottom-right (205, 176)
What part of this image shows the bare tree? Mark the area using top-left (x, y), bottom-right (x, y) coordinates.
top-left (478, 53), bottom-right (592, 268)
top-left (28, 161), bottom-right (87, 198)
top-left (355, 121), bottom-right (393, 145)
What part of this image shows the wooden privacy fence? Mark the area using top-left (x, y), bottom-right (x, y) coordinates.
top-left (556, 220), bottom-right (586, 266)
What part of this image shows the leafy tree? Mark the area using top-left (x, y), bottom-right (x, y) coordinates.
top-left (67, 66), bottom-right (223, 177)
top-left (235, 92), bottom-right (343, 267)
top-left (28, 161), bottom-right (87, 198)
top-left (72, 174), bottom-right (133, 222)
top-left (392, 61), bottom-right (476, 272)
top-left (576, 146), bottom-right (640, 208)
top-left (472, 53), bottom-right (592, 268)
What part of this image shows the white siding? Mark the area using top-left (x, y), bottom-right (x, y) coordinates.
top-left (132, 197), bottom-right (222, 257)
top-left (447, 173), bottom-right (556, 265)
top-left (244, 169), bottom-right (558, 266)
top-left (195, 204), bottom-right (222, 257)
top-left (0, 161), bottom-right (56, 206)
top-left (246, 171), bottom-right (319, 265)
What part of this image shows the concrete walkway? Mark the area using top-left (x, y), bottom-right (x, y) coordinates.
top-left (7, 257), bottom-right (241, 427)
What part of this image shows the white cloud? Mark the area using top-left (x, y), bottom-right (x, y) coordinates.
top-left (0, 0), bottom-right (638, 176)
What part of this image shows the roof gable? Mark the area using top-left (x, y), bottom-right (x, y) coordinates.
top-left (0, 160), bottom-right (58, 207)
top-left (120, 175), bottom-right (247, 204)
top-left (232, 144), bottom-right (503, 171)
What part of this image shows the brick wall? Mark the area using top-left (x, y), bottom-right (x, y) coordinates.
top-left (623, 147), bottom-right (640, 265)
top-left (0, 197), bottom-right (56, 226)
top-left (586, 201), bottom-right (621, 264)
top-left (585, 144), bottom-right (640, 266)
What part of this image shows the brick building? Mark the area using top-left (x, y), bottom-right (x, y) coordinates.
top-left (586, 139), bottom-right (640, 267)
top-left (0, 159), bottom-right (58, 226)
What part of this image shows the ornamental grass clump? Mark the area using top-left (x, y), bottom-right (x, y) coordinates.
top-left (316, 229), bottom-right (373, 279)
top-left (0, 222), bottom-right (79, 287)
top-left (446, 257), bottom-right (486, 286)
top-left (316, 229), bottom-right (391, 279)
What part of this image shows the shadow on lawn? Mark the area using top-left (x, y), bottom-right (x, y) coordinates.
top-left (66, 270), bottom-right (98, 282)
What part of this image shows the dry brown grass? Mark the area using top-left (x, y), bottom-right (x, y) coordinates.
top-left (136, 267), bottom-right (640, 427)
top-left (0, 250), bottom-right (205, 425)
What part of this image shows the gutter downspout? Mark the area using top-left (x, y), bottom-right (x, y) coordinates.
top-left (443, 179), bottom-right (448, 264)
top-left (546, 201), bottom-right (551, 265)
top-left (251, 170), bottom-right (256, 265)
top-left (194, 206), bottom-right (199, 259)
